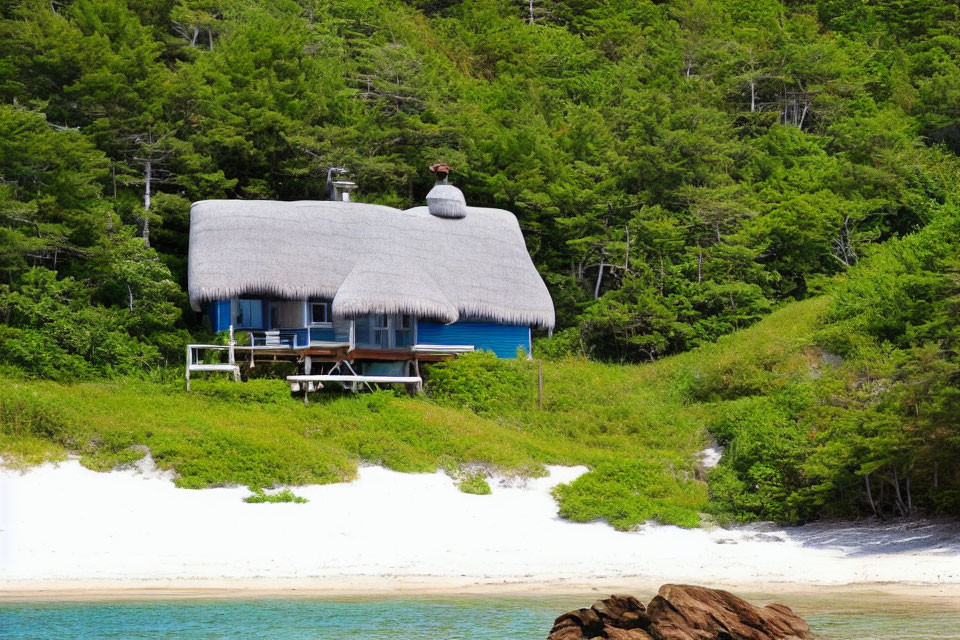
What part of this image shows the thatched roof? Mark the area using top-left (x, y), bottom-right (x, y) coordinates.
top-left (187, 200), bottom-right (555, 329)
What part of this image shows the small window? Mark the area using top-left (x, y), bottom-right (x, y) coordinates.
top-left (310, 302), bottom-right (329, 325)
top-left (372, 313), bottom-right (390, 347)
top-left (395, 314), bottom-right (413, 348)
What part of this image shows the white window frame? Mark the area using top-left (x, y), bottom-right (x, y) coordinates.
top-left (395, 314), bottom-right (414, 348)
top-left (365, 313), bottom-right (416, 349)
top-left (304, 300), bottom-right (333, 328)
top-left (371, 313), bottom-right (390, 348)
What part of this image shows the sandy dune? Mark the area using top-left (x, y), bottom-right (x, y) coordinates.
top-left (1, 458), bottom-right (958, 599)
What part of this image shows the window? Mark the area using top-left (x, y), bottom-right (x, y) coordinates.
top-left (309, 302), bottom-right (329, 325)
top-left (395, 314), bottom-right (413, 348)
top-left (233, 298), bottom-right (263, 329)
top-left (372, 313), bottom-right (390, 347)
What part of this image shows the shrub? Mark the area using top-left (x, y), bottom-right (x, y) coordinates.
top-left (533, 327), bottom-right (582, 360)
top-left (425, 351), bottom-right (531, 413)
top-left (244, 488), bottom-right (309, 503)
top-left (552, 460), bottom-right (705, 529)
top-left (457, 472), bottom-right (492, 495)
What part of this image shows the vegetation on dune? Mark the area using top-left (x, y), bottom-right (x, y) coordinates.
top-left (244, 489), bottom-right (309, 504)
top-left (0, 297), bottom-right (827, 528)
top-left (707, 212), bottom-right (960, 523)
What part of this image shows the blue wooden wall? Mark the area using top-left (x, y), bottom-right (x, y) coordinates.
top-left (417, 321), bottom-right (530, 358)
top-left (206, 300), bottom-right (232, 332)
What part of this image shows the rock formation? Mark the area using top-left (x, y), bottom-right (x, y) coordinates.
top-left (547, 585), bottom-right (812, 640)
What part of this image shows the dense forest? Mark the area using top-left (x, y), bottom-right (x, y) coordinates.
top-left (2, 0), bottom-right (960, 523)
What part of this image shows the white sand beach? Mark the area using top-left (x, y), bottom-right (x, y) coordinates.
top-left (2, 459), bottom-right (959, 600)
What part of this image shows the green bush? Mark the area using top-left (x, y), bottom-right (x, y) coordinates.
top-left (457, 472), bottom-right (492, 495)
top-left (533, 328), bottom-right (582, 360)
top-left (425, 351), bottom-right (532, 414)
top-left (244, 488), bottom-right (309, 503)
top-left (553, 461), bottom-right (705, 529)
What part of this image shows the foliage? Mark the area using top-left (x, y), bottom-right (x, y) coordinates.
top-left (2, 0), bottom-right (960, 527)
top-left (705, 211), bottom-right (960, 523)
top-left (554, 460), bottom-right (704, 529)
top-left (2, 0), bottom-right (960, 373)
top-left (425, 350), bottom-right (530, 413)
top-left (457, 472), bottom-right (492, 495)
top-left (244, 489), bottom-right (309, 504)
top-left (0, 297), bottom-right (831, 529)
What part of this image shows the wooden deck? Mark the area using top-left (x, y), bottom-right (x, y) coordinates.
top-left (185, 330), bottom-right (473, 391)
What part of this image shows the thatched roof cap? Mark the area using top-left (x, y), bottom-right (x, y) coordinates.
top-left (426, 184), bottom-right (467, 218)
top-left (187, 200), bottom-right (555, 329)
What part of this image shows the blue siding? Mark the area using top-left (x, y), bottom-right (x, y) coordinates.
top-left (206, 300), bottom-right (232, 332)
top-left (417, 321), bottom-right (530, 359)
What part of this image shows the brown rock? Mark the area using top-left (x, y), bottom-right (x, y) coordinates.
top-left (643, 596), bottom-right (703, 640)
top-left (757, 603), bottom-right (813, 640)
top-left (593, 594), bottom-right (647, 627)
top-left (603, 625), bottom-right (655, 640)
top-left (546, 586), bottom-right (811, 640)
top-left (550, 607), bottom-right (604, 639)
top-left (646, 585), bottom-right (812, 640)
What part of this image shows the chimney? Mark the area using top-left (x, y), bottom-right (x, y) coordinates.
top-left (426, 163), bottom-right (466, 218)
top-left (326, 167), bottom-right (358, 202)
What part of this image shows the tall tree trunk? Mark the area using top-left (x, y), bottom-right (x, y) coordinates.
top-left (892, 467), bottom-right (908, 518)
top-left (142, 159), bottom-right (151, 247)
top-left (697, 244), bottom-right (703, 284)
top-left (127, 284), bottom-right (135, 312)
top-left (864, 473), bottom-right (878, 517)
top-left (528, 0), bottom-right (535, 24)
top-left (594, 253), bottom-right (605, 299)
top-left (624, 225), bottom-right (630, 272)
top-left (750, 80), bottom-right (756, 113)
top-left (905, 472), bottom-right (913, 517)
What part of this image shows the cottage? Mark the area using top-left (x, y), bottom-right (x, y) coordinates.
top-left (185, 169), bottom-right (555, 394)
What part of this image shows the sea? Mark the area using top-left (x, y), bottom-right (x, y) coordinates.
top-left (2, 596), bottom-right (959, 639)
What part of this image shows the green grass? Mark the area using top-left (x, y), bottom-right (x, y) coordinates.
top-left (0, 297), bottom-right (829, 530)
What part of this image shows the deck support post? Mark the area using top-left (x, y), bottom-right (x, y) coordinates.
top-left (304, 355), bottom-right (312, 375)
top-left (412, 358), bottom-right (423, 394)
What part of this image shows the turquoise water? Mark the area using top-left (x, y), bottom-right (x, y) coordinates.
top-left (2, 598), bottom-right (960, 639)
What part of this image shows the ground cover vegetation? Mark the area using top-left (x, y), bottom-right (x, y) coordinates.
top-left (1, 0), bottom-right (960, 525)
top-left (0, 298), bottom-right (825, 528)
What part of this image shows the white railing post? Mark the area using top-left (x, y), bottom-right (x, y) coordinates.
top-left (185, 344), bottom-right (192, 391)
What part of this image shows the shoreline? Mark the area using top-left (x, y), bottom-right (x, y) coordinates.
top-left (4, 577), bottom-right (960, 607)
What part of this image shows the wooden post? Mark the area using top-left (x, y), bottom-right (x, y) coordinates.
top-left (537, 360), bottom-right (543, 410)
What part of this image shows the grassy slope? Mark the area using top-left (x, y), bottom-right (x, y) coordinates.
top-left (0, 297), bottom-right (828, 529)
